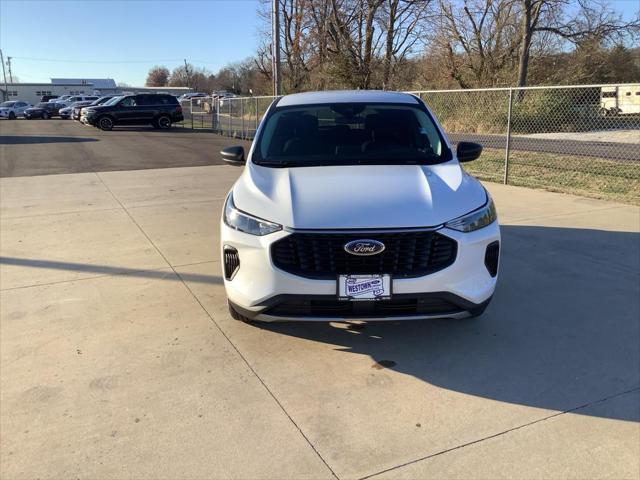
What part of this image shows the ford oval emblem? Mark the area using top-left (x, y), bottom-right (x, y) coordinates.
top-left (344, 239), bottom-right (385, 256)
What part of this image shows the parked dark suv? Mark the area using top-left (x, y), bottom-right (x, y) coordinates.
top-left (84, 94), bottom-right (184, 130)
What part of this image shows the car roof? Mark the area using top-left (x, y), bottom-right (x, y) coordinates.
top-left (276, 90), bottom-right (419, 108)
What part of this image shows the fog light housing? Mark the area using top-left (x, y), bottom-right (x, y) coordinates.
top-left (484, 241), bottom-right (500, 277)
top-left (223, 246), bottom-right (240, 280)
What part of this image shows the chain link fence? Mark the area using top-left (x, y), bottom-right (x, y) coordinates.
top-left (189, 84), bottom-right (640, 205)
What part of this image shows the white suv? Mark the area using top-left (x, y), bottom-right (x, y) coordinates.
top-left (220, 90), bottom-right (500, 322)
top-left (0, 101), bottom-right (31, 119)
top-left (57, 95), bottom-right (99, 108)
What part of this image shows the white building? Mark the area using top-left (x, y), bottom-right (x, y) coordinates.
top-left (51, 78), bottom-right (120, 95)
top-left (0, 82), bottom-right (97, 104)
top-left (1, 78), bottom-right (193, 104)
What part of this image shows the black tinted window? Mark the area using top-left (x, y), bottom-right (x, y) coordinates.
top-left (120, 97), bottom-right (137, 107)
top-left (138, 95), bottom-right (157, 106)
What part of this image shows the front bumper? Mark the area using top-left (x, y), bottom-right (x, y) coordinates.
top-left (221, 220), bottom-right (500, 321)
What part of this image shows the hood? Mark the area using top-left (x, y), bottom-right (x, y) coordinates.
top-left (25, 107), bottom-right (43, 112)
top-left (232, 161), bottom-right (487, 229)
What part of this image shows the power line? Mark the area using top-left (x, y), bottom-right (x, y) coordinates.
top-left (11, 56), bottom-right (187, 64)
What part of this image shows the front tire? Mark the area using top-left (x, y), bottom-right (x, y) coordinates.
top-left (42, 111), bottom-right (50, 120)
top-left (98, 116), bottom-right (113, 131)
top-left (8, 112), bottom-right (16, 120)
top-left (157, 115), bottom-right (171, 130)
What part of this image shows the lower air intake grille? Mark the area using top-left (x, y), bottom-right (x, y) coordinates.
top-left (265, 296), bottom-right (463, 318)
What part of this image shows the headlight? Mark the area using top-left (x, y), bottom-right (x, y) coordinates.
top-left (445, 196), bottom-right (497, 232)
top-left (223, 193), bottom-right (281, 236)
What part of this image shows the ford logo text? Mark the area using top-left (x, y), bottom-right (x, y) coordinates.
top-left (344, 239), bottom-right (386, 256)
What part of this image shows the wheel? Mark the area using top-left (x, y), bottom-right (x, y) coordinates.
top-left (8, 112), bottom-right (15, 120)
top-left (151, 121), bottom-right (160, 129)
top-left (157, 115), bottom-right (171, 129)
top-left (599, 108), bottom-right (610, 118)
top-left (42, 111), bottom-right (50, 120)
top-left (228, 301), bottom-right (252, 323)
top-left (98, 116), bottom-right (113, 131)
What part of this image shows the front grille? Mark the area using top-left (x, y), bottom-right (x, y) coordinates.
top-left (271, 230), bottom-right (457, 279)
top-left (265, 296), bottom-right (462, 318)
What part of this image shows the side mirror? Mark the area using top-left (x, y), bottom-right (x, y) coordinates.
top-left (456, 141), bottom-right (483, 162)
top-left (221, 146), bottom-right (246, 165)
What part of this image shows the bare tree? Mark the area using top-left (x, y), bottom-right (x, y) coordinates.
top-left (380, 0), bottom-right (433, 89)
top-left (145, 66), bottom-right (170, 87)
top-left (437, 0), bottom-right (521, 87)
top-left (516, 0), bottom-right (640, 87)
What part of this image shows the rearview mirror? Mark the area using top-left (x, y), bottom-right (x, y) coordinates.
top-left (456, 141), bottom-right (483, 162)
top-left (221, 146), bottom-right (246, 165)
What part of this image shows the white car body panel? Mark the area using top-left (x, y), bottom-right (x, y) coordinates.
top-left (220, 90), bottom-right (500, 321)
top-left (233, 162), bottom-right (485, 229)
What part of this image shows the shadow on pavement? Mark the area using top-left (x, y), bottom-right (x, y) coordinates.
top-left (0, 257), bottom-right (222, 285)
top-left (0, 136), bottom-right (99, 145)
top-left (254, 225), bottom-right (640, 422)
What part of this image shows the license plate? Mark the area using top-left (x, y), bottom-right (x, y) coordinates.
top-left (338, 274), bottom-right (391, 301)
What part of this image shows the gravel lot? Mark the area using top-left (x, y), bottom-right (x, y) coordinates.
top-left (1, 119), bottom-right (639, 479)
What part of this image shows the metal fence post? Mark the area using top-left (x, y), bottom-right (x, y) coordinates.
top-left (190, 99), bottom-right (194, 129)
top-left (255, 97), bottom-right (259, 138)
top-left (228, 99), bottom-right (232, 137)
top-left (241, 98), bottom-right (245, 139)
top-left (215, 97), bottom-right (220, 133)
top-left (503, 88), bottom-right (514, 185)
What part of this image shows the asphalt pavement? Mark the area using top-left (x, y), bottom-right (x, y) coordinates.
top-left (448, 133), bottom-right (639, 161)
top-left (0, 118), bottom-right (251, 177)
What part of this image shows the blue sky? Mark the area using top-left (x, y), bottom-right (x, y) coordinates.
top-left (0, 0), bottom-right (264, 85)
top-left (0, 0), bottom-right (637, 86)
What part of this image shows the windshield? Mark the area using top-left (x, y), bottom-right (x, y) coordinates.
top-left (91, 97), bottom-right (111, 105)
top-left (103, 96), bottom-right (123, 106)
top-left (1, 101), bottom-right (16, 107)
top-left (255, 103), bottom-right (450, 167)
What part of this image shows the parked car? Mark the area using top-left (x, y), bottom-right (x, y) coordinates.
top-left (84, 94), bottom-right (183, 130)
top-left (58, 104), bottom-right (75, 119)
top-left (219, 90), bottom-right (500, 323)
top-left (178, 92), bottom-right (207, 102)
top-left (24, 102), bottom-right (60, 119)
top-left (0, 100), bottom-right (31, 119)
top-left (65, 100), bottom-right (94, 120)
top-left (41, 95), bottom-right (59, 102)
top-left (56, 95), bottom-right (100, 108)
top-left (50, 95), bottom-right (71, 103)
top-left (79, 96), bottom-right (116, 123)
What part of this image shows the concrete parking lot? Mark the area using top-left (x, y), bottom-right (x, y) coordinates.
top-left (1, 120), bottom-right (639, 479)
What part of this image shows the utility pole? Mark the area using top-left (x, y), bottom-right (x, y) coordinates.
top-left (0, 49), bottom-right (7, 102)
top-left (6, 56), bottom-right (13, 83)
top-left (184, 59), bottom-right (191, 90)
top-left (271, 0), bottom-right (281, 96)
